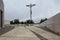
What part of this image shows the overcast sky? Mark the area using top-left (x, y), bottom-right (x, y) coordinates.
top-left (3, 0), bottom-right (60, 22)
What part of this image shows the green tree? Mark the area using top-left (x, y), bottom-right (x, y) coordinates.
top-left (10, 20), bottom-right (14, 24)
top-left (20, 21), bottom-right (24, 24)
top-left (14, 19), bottom-right (20, 24)
top-left (44, 18), bottom-right (47, 21)
top-left (40, 18), bottom-right (48, 24)
top-left (26, 20), bottom-right (34, 24)
top-left (40, 19), bottom-right (44, 23)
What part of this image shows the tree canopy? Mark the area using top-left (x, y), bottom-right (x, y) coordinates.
top-left (40, 18), bottom-right (47, 24)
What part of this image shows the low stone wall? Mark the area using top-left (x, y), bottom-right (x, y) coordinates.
top-left (40, 13), bottom-right (60, 35)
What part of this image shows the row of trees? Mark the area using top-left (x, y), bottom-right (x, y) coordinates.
top-left (10, 19), bottom-right (34, 24)
top-left (10, 18), bottom-right (47, 24)
top-left (10, 19), bottom-right (20, 24)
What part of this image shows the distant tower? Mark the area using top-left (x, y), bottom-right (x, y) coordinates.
top-left (0, 0), bottom-right (4, 28)
top-left (26, 4), bottom-right (36, 20)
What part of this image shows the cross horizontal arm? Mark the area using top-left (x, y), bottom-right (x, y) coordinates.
top-left (26, 4), bottom-right (36, 7)
top-left (26, 5), bottom-right (30, 7)
top-left (32, 4), bottom-right (36, 6)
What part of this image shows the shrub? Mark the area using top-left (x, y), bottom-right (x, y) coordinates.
top-left (10, 20), bottom-right (14, 24)
top-left (40, 18), bottom-right (48, 23)
top-left (26, 20), bottom-right (34, 24)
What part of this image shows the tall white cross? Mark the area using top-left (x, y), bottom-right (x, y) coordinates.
top-left (26, 4), bottom-right (36, 20)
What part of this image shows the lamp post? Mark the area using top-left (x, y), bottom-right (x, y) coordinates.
top-left (26, 4), bottom-right (36, 20)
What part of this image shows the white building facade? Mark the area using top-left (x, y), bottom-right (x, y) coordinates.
top-left (0, 0), bottom-right (4, 28)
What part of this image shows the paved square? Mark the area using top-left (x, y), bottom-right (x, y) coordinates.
top-left (0, 26), bottom-right (39, 40)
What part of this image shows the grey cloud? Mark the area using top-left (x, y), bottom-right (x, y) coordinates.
top-left (3, 0), bottom-right (60, 22)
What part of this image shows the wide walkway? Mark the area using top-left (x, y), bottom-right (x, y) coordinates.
top-left (26, 26), bottom-right (60, 40)
top-left (0, 26), bottom-right (39, 40)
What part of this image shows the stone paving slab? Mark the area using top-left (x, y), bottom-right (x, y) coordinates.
top-left (0, 37), bottom-right (39, 40)
top-left (0, 26), bottom-right (39, 40)
top-left (26, 26), bottom-right (60, 40)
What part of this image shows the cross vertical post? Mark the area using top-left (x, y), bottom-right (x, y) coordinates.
top-left (26, 4), bottom-right (36, 20)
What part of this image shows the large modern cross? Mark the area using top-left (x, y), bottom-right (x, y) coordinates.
top-left (26, 4), bottom-right (36, 20)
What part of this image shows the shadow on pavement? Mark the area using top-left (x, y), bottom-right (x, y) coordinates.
top-left (36, 26), bottom-right (60, 36)
top-left (30, 30), bottom-right (48, 40)
top-left (0, 25), bottom-right (15, 36)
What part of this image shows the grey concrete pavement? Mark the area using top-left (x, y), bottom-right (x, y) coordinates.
top-left (26, 26), bottom-right (60, 40)
top-left (0, 26), bottom-right (39, 40)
